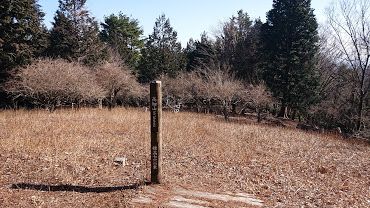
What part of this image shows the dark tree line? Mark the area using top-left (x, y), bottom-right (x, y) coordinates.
top-left (0, 0), bottom-right (369, 138)
top-left (0, 0), bottom-right (47, 103)
top-left (46, 0), bottom-right (106, 65)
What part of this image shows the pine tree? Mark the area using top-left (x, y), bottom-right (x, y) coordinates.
top-left (47, 10), bottom-right (78, 61)
top-left (260, 0), bottom-right (320, 117)
top-left (0, 0), bottom-right (47, 106)
top-left (184, 38), bottom-right (197, 71)
top-left (234, 18), bottom-right (263, 84)
top-left (100, 12), bottom-right (144, 69)
top-left (47, 0), bottom-right (105, 65)
top-left (212, 10), bottom-right (263, 84)
top-left (184, 32), bottom-right (218, 71)
top-left (0, 0), bottom-right (46, 81)
top-left (137, 14), bottom-right (185, 83)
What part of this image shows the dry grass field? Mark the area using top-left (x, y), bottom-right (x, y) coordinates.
top-left (0, 107), bottom-right (369, 207)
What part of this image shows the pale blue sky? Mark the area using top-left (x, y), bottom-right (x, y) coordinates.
top-left (38, 0), bottom-right (332, 47)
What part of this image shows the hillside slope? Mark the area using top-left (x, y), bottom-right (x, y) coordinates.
top-left (0, 108), bottom-right (369, 207)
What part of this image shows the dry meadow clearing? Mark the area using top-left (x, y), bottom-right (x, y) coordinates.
top-left (0, 108), bottom-right (369, 207)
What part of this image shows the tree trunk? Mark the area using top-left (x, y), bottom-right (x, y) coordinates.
top-left (291, 110), bottom-right (297, 121)
top-left (206, 99), bottom-right (210, 114)
top-left (257, 108), bottom-right (262, 123)
top-left (223, 105), bottom-right (229, 121)
top-left (231, 103), bottom-right (236, 114)
top-left (357, 92), bottom-right (365, 131)
top-left (108, 92), bottom-right (116, 110)
top-left (278, 103), bottom-right (287, 118)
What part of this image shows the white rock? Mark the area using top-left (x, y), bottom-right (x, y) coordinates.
top-left (114, 157), bottom-right (126, 166)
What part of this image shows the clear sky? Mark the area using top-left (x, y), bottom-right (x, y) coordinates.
top-left (38, 0), bottom-right (333, 47)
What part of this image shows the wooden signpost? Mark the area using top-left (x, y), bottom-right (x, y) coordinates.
top-left (150, 81), bottom-right (162, 184)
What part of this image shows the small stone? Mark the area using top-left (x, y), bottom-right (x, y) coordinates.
top-left (114, 157), bottom-right (126, 166)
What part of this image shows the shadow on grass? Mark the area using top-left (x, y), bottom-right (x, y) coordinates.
top-left (11, 182), bottom-right (151, 193)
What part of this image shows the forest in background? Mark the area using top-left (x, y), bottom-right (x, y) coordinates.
top-left (0, 0), bottom-right (369, 139)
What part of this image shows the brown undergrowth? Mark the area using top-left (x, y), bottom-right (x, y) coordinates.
top-left (0, 108), bottom-right (369, 207)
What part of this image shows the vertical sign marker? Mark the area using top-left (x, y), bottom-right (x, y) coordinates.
top-left (150, 81), bottom-right (162, 184)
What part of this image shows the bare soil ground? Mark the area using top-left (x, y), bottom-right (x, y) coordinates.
top-left (0, 108), bottom-right (369, 207)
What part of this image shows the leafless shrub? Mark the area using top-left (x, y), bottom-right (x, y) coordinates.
top-left (196, 66), bottom-right (274, 121)
top-left (199, 67), bottom-right (245, 120)
top-left (161, 65), bottom-right (245, 118)
top-left (94, 58), bottom-right (144, 108)
top-left (161, 64), bottom-right (274, 121)
top-left (161, 72), bottom-right (199, 112)
top-left (242, 84), bottom-right (275, 122)
top-left (4, 58), bottom-right (105, 110)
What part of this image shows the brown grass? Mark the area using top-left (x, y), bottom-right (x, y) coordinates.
top-left (0, 108), bottom-right (369, 207)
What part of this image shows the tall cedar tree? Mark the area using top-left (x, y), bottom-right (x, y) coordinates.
top-left (261, 0), bottom-right (320, 117)
top-left (0, 0), bottom-right (47, 81)
top-left (233, 18), bottom-right (263, 84)
top-left (184, 33), bottom-right (218, 71)
top-left (137, 14), bottom-right (185, 83)
top-left (227, 11), bottom-right (262, 84)
top-left (0, 0), bottom-right (47, 106)
top-left (100, 12), bottom-right (144, 69)
top-left (183, 38), bottom-right (197, 71)
top-left (47, 0), bottom-right (106, 66)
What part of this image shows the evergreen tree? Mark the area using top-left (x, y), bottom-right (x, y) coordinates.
top-left (213, 10), bottom-right (263, 84)
top-left (234, 19), bottom-right (262, 84)
top-left (260, 0), bottom-right (320, 117)
top-left (47, 0), bottom-right (105, 65)
top-left (47, 10), bottom-right (77, 61)
top-left (184, 38), bottom-right (197, 71)
top-left (137, 14), bottom-right (185, 83)
top-left (0, 0), bottom-right (46, 82)
top-left (0, 0), bottom-right (47, 106)
top-left (100, 12), bottom-right (144, 69)
top-left (184, 32), bottom-right (218, 71)
top-left (218, 10), bottom-right (253, 68)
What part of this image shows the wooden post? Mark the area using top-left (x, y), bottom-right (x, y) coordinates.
top-left (150, 81), bottom-right (162, 184)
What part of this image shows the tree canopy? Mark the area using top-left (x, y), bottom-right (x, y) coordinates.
top-left (216, 10), bottom-right (263, 84)
top-left (137, 14), bottom-right (185, 83)
top-left (47, 0), bottom-right (106, 65)
top-left (260, 0), bottom-right (320, 117)
top-left (100, 12), bottom-right (144, 69)
top-left (0, 0), bottom-right (46, 81)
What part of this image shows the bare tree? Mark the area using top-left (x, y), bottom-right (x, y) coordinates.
top-left (161, 72), bottom-right (199, 112)
top-left (196, 66), bottom-right (245, 121)
top-left (161, 63), bottom-right (274, 122)
top-left (326, 0), bottom-right (370, 131)
top-left (242, 84), bottom-right (274, 123)
top-left (95, 57), bottom-right (142, 109)
top-left (4, 58), bottom-right (105, 110)
top-left (309, 26), bottom-right (355, 131)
